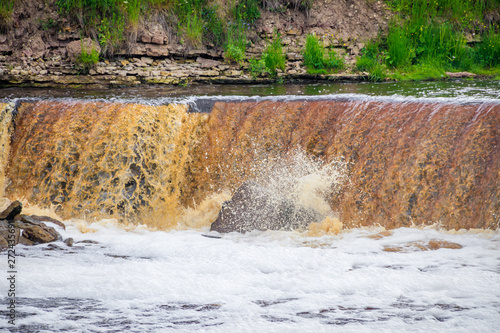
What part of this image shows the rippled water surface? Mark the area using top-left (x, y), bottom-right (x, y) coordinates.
top-left (1, 80), bottom-right (499, 102)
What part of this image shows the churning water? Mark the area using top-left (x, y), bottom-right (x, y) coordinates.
top-left (0, 81), bottom-right (499, 332)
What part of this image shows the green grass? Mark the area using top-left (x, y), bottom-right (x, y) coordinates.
top-left (0, 0), bottom-right (14, 30)
top-left (358, 0), bottom-right (500, 80)
top-left (55, 0), bottom-right (271, 59)
top-left (385, 22), bottom-right (414, 68)
top-left (303, 34), bottom-right (344, 74)
top-left (389, 61), bottom-right (447, 81)
top-left (202, 4), bottom-right (226, 47)
top-left (475, 26), bottom-right (500, 67)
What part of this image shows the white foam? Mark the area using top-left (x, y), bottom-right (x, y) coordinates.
top-left (2, 222), bottom-right (498, 331)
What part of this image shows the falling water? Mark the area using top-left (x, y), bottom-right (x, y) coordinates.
top-left (2, 97), bottom-right (499, 230)
top-left (1, 90), bottom-right (499, 332)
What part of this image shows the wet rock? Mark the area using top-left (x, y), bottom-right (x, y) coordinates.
top-left (0, 200), bottom-right (22, 220)
top-left (427, 239), bottom-right (462, 250)
top-left (446, 72), bottom-right (476, 78)
top-left (77, 240), bottom-right (99, 244)
top-left (29, 215), bottom-right (66, 229)
top-left (0, 222), bottom-right (20, 247)
top-left (210, 181), bottom-right (323, 233)
top-left (64, 237), bottom-right (74, 247)
top-left (0, 235), bottom-right (8, 249)
top-left (19, 235), bottom-right (34, 246)
top-left (22, 224), bottom-right (59, 244)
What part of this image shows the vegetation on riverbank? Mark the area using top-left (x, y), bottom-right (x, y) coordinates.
top-left (357, 0), bottom-right (500, 81)
top-left (1, 0), bottom-right (499, 83)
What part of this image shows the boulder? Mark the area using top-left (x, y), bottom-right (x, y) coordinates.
top-left (0, 235), bottom-right (7, 249)
top-left (29, 215), bottom-right (66, 229)
top-left (0, 200), bottom-right (22, 220)
top-left (0, 199), bottom-right (63, 247)
top-left (210, 181), bottom-right (323, 233)
top-left (22, 224), bottom-right (59, 244)
top-left (0, 223), bottom-right (19, 247)
top-left (66, 38), bottom-right (101, 62)
top-left (23, 34), bottom-right (48, 59)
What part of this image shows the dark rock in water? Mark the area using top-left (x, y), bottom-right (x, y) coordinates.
top-left (22, 224), bottom-right (59, 244)
top-left (0, 200), bottom-right (22, 220)
top-left (77, 240), bottom-right (99, 244)
top-left (19, 235), bottom-right (34, 246)
top-left (64, 238), bottom-right (74, 247)
top-left (29, 215), bottom-right (66, 230)
top-left (210, 181), bottom-right (323, 233)
top-left (0, 235), bottom-right (8, 250)
top-left (0, 222), bottom-right (20, 249)
top-left (0, 209), bottom-right (63, 247)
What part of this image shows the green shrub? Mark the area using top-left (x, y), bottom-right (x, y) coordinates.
top-left (180, 12), bottom-right (204, 48)
top-left (303, 34), bottom-right (344, 73)
top-left (303, 34), bottom-right (324, 69)
top-left (77, 47), bottom-right (99, 73)
top-left (97, 13), bottom-right (125, 57)
top-left (224, 21), bottom-right (247, 63)
top-left (323, 49), bottom-right (344, 70)
top-left (367, 0), bottom-right (500, 76)
top-left (126, 0), bottom-right (141, 30)
top-left (249, 57), bottom-right (267, 78)
top-left (361, 39), bottom-right (381, 60)
top-left (263, 32), bottom-right (286, 76)
top-left (225, 42), bottom-right (245, 63)
top-left (57, 0), bottom-right (128, 57)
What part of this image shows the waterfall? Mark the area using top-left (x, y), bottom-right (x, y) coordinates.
top-left (2, 98), bottom-right (499, 230)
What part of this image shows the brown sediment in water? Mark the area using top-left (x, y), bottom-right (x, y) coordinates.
top-left (5, 100), bottom-right (207, 229)
top-left (0, 103), bottom-right (13, 198)
top-left (191, 100), bottom-right (499, 230)
top-left (383, 239), bottom-right (463, 252)
top-left (2, 99), bottom-right (499, 231)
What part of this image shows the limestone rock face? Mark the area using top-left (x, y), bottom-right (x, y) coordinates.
top-left (23, 34), bottom-right (48, 59)
top-left (210, 181), bottom-right (322, 233)
top-left (66, 38), bottom-right (101, 61)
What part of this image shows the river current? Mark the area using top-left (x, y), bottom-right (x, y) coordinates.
top-left (0, 81), bottom-right (499, 332)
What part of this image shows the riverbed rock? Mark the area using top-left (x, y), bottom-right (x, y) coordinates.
top-left (210, 181), bottom-right (323, 233)
top-left (0, 223), bottom-right (19, 246)
top-left (0, 235), bottom-right (8, 249)
top-left (0, 200), bottom-right (22, 220)
top-left (22, 224), bottom-right (59, 244)
top-left (29, 215), bottom-right (66, 229)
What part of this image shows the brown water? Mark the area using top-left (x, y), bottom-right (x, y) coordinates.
top-left (1, 97), bottom-right (499, 230)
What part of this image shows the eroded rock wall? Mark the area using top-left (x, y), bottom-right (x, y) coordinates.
top-left (0, 0), bottom-right (391, 87)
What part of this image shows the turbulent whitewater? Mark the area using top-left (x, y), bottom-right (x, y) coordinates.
top-left (0, 90), bottom-right (499, 331)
